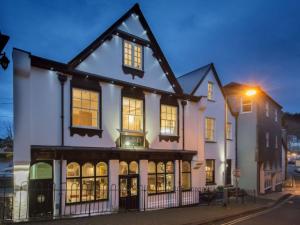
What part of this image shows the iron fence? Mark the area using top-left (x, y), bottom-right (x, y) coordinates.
top-left (0, 183), bottom-right (257, 223)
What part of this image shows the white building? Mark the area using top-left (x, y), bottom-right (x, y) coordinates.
top-left (12, 4), bottom-right (236, 221)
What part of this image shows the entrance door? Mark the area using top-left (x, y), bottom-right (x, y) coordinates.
top-left (119, 161), bottom-right (139, 210)
top-left (29, 162), bottom-right (53, 218)
top-left (226, 159), bottom-right (232, 185)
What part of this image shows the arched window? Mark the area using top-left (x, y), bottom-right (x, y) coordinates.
top-left (119, 161), bottom-right (128, 175)
top-left (66, 162), bottom-right (80, 203)
top-left (82, 163), bottom-right (95, 201)
top-left (30, 162), bottom-right (52, 180)
top-left (96, 162), bottom-right (108, 200)
top-left (129, 161), bottom-right (139, 174)
top-left (147, 161), bottom-right (175, 194)
top-left (182, 161), bottom-right (191, 190)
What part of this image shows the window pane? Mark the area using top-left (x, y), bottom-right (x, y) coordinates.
top-left (129, 161), bottom-right (139, 174)
top-left (82, 178), bottom-right (95, 201)
top-left (122, 97), bottom-right (144, 131)
top-left (182, 161), bottom-right (191, 172)
top-left (206, 160), bottom-right (215, 184)
top-left (148, 174), bottom-right (156, 194)
top-left (157, 174), bottom-right (165, 193)
top-left (30, 162), bottom-right (52, 180)
top-left (66, 178), bottom-right (80, 203)
top-left (166, 161), bottom-right (174, 173)
top-left (166, 174), bottom-right (174, 192)
top-left (182, 173), bottom-right (191, 190)
top-left (96, 162), bottom-right (107, 176)
top-left (119, 161), bottom-right (128, 175)
top-left (160, 105), bottom-right (177, 135)
top-left (148, 161), bottom-right (156, 173)
top-left (96, 177), bottom-right (108, 200)
top-left (157, 162), bottom-right (165, 173)
top-left (82, 163), bottom-right (94, 177)
top-left (67, 162), bottom-right (80, 178)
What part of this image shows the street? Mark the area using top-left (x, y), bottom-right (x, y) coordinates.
top-left (214, 165), bottom-right (300, 225)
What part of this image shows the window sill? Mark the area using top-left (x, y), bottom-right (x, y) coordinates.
top-left (205, 140), bottom-right (217, 143)
top-left (159, 135), bottom-right (179, 142)
top-left (122, 65), bottom-right (144, 79)
top-left (70, 127), bottom-right (103, 138)
top-left (182, 188), bottom-right (192, 192)
top-left (148, 190), bottom-right (175, 196)
top-left (65, 198), bottom-right (108, 205)
top-left (226, 139), bottom-right (233, 141)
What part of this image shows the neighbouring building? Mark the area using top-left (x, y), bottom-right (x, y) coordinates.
top-left (224, 82), bottom-right (283, 194)
top-left (12, 4), bottom-right (236, 221)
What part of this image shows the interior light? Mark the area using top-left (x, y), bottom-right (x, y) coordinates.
top-left (129, 115), bottom-right (134, 124)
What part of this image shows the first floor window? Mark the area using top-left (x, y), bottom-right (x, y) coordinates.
top-left (226, 122), bottom-right (232, 140)
top-left (66, 161), bottom-right (108, 203)
top-left (122, 97), bottom-right (143, 132)
top-left (148, 161), bottom-right (174, 194)
top-left (72, 88), bottom-right (99, 128)
top-left (205, 118), bottom-right (216, 141)
top-left (241, 97), bottom-right (252, 113)
top-left (161, 104), bottom-right (178, 135)
top-left (182, 161), bottom-right (191, 190)
top-left (205, 159), bottom-right (215, 184)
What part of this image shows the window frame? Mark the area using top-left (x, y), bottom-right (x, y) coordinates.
top-left (70, 78), bottom-right (103, 138)
top-left (226, 122), bottom-right (233, 140)
top-left (147, 161), bottom-right (175, 195)
top-left (66, 161), bottom-right (109, 204)
top-left (205, 159), bottom-right (215, 185)
top-left (205, 117), bottom-right (216, 142)
top-left (207, 82), bottom-right (214, 101)
top-left (241, 97), bottom-right (252, 113)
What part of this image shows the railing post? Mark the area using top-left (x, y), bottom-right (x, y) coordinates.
top-left (143, 186), bottom-right (146, 211)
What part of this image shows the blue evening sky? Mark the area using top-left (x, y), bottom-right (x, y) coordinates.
top-left (1, 0), bottom-right (300, 137)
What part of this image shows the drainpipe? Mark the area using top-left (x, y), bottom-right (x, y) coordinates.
top-left (181, 100), bottom-right (187, 150)
top-left (57, 74), bottom-right (67, 216)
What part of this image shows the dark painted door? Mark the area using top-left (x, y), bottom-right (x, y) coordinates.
top-left (119, 175), bottom-right (139, 210)
top-left (226, 159), bottom-right (232, 185)
top-left (29, 179), bottom-right (53, 218)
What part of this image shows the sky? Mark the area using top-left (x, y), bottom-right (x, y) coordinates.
top-left (0, 0), bottom-right (300, 137)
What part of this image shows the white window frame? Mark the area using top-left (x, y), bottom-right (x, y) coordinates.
top-left (241, 97), bottom-right (252, 113)
top-left (205, 117), bottom-right (216, 142)
top-left (207, 82), bottom-right (214, 101)
top-left (123, 40), bottom-right (143, 71)
top-left (266, 132), bottom-right (270, 148)
top-left (266, 102), bottom-right (269, 117)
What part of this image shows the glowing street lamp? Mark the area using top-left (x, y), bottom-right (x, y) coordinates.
top-left (245, 89), bottom-right (257, 97)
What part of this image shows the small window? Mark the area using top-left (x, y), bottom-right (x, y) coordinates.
top-left (30, 162), bottom-right (52, 180)
top-left (241, 97), bottom-right (252, 113)
top-left (205, 118), bottom-right (216, 142)
top-left (266, 132), bottom-right (270, 148)
top-left (275, 109), bottom-right (278, 122)
top-left (205, 159), bottom-right (215, 184)
top-left (161, 105), bottom-right (178, 136)
top-left (123, 40), bottom-right (143, 70)
top-left (182, 161), bottom-right (191, 190)
top-left (266, 102), bottom-right (269, 117)
top-left (122, 97), bottom-right (143, 132)
top-left (207, 82), bottom-right (214, 100)
top-left (226, 122), bottom-right (232, 140)
top-left (72, 88), bottom-right (99, 128)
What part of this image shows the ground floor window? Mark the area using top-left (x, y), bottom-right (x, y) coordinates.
top-left (205, 159), bottom-right (215, 184)
top-left (148, 161), bottom-right (174, 194)
top-left (66, 161), bottom-right (108, 203)
top-left (181, 161), bottom-right (191, 190)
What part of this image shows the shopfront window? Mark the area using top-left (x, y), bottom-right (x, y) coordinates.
top-left (182, 161), bottom-right (191, 190)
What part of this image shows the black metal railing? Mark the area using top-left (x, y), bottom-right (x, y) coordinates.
top-left (0, 183), bottom-right (257, 223)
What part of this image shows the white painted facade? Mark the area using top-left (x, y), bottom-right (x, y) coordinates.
top-left (12, 6), bottom-right (235, 221)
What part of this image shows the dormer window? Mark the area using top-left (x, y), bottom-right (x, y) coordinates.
top-left (123, 40), bottom-right (143, 71)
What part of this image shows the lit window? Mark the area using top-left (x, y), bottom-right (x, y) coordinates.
top-left (241, 97), bottom-right (252, 113)
top-left (205, 159), bottom-right (215, 184)
top-left (182, 161), bottom-right (191, 190)
top-left (161, 105), bottom-right (178, 135)
top-left (147, 161), bottom-right (174, 194)
top-left (122, 97), bottom-right (143, 132)
top-left (205, 118), bottom-right (216, 141)
top-left (275, 109), bottom-right (278, 122)
top-left (226, 122), bottom-right (232, 140)
top-left (123, 40), bottom-right (143, 70)
top-left (66, 162), bottom-right (108, 203)
top-left (266, 102), bottom-right (269, 117)
top-left (266, 132), bottom-right (270, 148)
top-left (72, 88), bottom-right (99, 128)
top-left (207, 82), bottom-right (214, 100)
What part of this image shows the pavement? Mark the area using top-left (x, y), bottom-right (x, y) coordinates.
top-left (15, 193), bottom-right (289, 225)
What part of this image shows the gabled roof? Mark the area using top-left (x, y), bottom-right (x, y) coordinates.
top-left (67, 3), bottom-right (183, 94)
top-left (223, 82), bottom-right (283, 109)
top-left (177, 63), bottom-right (211, 95)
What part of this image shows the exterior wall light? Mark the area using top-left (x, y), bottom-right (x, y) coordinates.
top-left (245, 89), bottom-right (257, 97)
